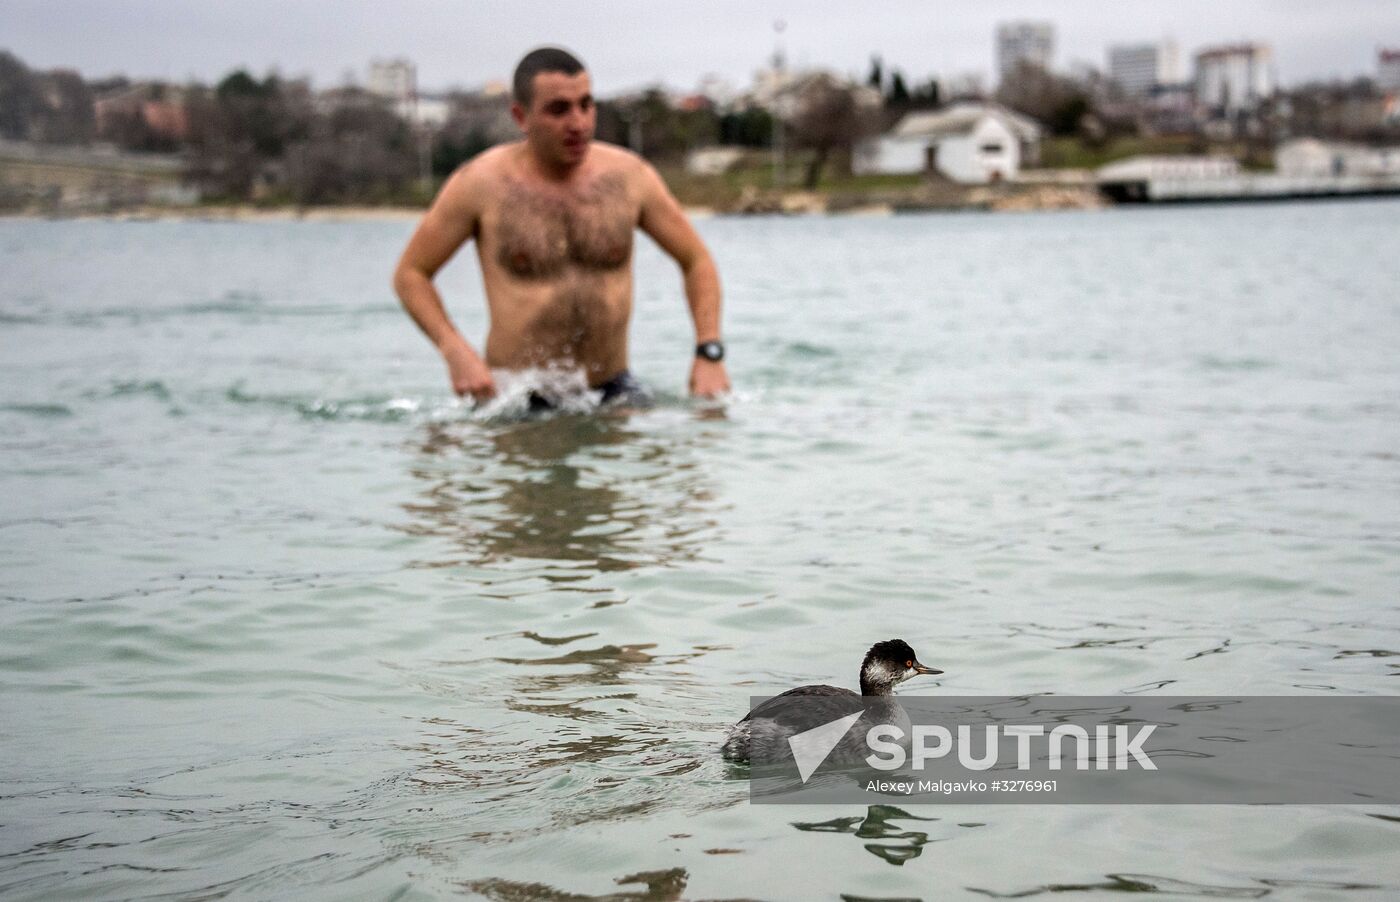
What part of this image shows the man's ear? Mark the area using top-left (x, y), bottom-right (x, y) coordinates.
top-left (510, 103), bottom-right (527, 132)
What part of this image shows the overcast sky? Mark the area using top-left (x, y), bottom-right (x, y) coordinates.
top-left (4, 1), bottom-right (1398, 94)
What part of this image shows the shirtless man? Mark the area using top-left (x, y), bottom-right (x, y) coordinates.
top-left (393, 47), bottom-right (730, 406)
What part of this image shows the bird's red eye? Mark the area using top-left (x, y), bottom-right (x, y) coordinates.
top-left (905, 660), bottom-right (912, 668)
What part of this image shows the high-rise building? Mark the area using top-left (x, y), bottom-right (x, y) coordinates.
top-left (1380, 49), bottom-right (1400, 91)
top-left (996, 21), bottom-right (1055, 82)
top-left (1108, 41), bottom-right (1181, 96)
top-left (368, 59), bottom-right (416, 104)
top-left (1194, 44), bottom-right (1273, 114)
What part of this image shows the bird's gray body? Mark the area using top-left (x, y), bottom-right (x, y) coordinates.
top-left (720, 640), bottom-right (938, 766)
top-left (721, 685), bottom-right (859, 762)
top-left (721, 685), bottom-right (912, 764)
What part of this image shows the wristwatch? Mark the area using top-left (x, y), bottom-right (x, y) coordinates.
top-left (695, 340), bottom-right (725, 362)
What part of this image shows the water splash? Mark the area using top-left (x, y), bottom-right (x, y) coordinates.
top-left (473, 367), bottom-right (605, 419)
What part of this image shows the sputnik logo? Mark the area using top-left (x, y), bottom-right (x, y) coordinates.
top-left (787, 711), bottom-right (864, 782)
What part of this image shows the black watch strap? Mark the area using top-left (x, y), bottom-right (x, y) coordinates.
top-left (695, 340), bottom-right (725, 362)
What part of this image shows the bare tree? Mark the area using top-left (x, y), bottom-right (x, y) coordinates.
top-left (788, 75), bottom-right (881, 189)
top-left (995, 62), bottom-right (1088, 136)
top-left (285, 101), bottom-right (416, 203)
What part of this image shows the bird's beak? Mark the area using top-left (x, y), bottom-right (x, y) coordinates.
top-left (912, 661), bottom-right (943, 676)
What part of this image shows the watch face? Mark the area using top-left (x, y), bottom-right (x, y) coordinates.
top-left (698, 341), bottom-right (725, 362)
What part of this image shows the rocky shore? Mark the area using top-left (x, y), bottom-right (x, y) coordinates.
top-left (723, 181), bottom-right (1107, 215)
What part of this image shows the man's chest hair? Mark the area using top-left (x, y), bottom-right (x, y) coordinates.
top-left (492, 172), bottom-right (636, 278)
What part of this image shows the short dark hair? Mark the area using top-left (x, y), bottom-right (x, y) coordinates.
top-left (512, 47), bottom-right (586, 107)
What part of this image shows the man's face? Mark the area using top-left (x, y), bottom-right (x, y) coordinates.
top-left (514, 71), bottom-right (595, 168)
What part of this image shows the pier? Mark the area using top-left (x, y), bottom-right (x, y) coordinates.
top-left (1099, 170), bottom-right (1400, 204)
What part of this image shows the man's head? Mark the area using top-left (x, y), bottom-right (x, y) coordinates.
top-left (511, 47), bottom-right (595, 170)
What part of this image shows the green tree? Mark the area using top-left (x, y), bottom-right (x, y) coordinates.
top-left (0, 51), bottom-right (40, 140)
top-left (718, 107), bottom-right (773, 147)
top-left (32, 70), bottom-right (94, 144)
top-left (216, 70), bottom-right (273, 99)
top-left (599, 89), bottom-right (719, 161)
top-left (186, 72), bottom-right (315, 199)
top-left (887, 70), bottom-right (910, 105)
top-left (867, 56), bottom-right (884, 93)
top-left (1048, 95), bottom-right (1089, 137)
top-left (910, 78), bottom-right (940, 108)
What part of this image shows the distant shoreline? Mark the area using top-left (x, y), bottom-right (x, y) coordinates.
top-left (0, 205), bottom-right (428, 223)
top-left (0, 184), bottom-right (1110, 223)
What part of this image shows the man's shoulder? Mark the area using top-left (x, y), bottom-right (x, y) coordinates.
top-left (589, 142), bottom-right (652, 177)
top-left (435, 144), bottom-right (522, 213)
top-left (589, 140), bottom-right (641, 163)
top-left (451, 143), bottom-right (519, 182)
top-left (589, 143), bottom-right (670, 200)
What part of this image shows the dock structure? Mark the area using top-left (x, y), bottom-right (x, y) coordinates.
top-left (1100, 171), bottom-right (1400, 204)
top-left (1096, 152), bottom-right (1400, 204)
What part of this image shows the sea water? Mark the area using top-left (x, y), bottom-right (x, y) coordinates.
top-left (2, 201), bottom-right (1399, 899)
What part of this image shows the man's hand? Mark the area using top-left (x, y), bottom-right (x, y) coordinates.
top-left (441, 338), bottom-right (496, 402)
top-left (689, 358), bottom-right (730, 398)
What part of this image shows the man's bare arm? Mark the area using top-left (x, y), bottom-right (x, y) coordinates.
top-left (392, 166), bottom-right (496, 400)
top-left (637, 163), bottom-right (730, 397)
